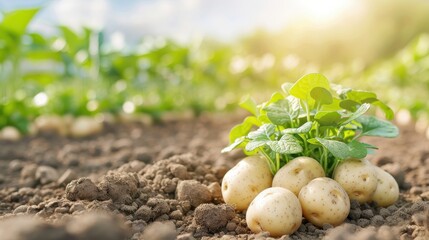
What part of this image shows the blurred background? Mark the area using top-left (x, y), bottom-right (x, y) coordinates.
top-left (1, 0), bottom-right (429, 133)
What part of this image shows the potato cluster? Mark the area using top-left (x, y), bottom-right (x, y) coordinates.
top-left (221, 156), bottom-right (399, 237)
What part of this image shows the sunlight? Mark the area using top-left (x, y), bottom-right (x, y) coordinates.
top-left (33, 92), bottom-right (48, 107)
top-left (299, 0), bottom-right (358, 24)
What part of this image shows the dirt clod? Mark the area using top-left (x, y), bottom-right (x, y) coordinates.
top-left (194, 204), bottom-right (235, 232)
top-left (176, 180), bottom-right (212, 208)
top-left (65, 178), bottom-right (100, 201)
top-left (98, 171), bottom-right (139, 204)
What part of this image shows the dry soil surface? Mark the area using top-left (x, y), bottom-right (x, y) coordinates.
top-left (0, 114), bottom-right (428, 240)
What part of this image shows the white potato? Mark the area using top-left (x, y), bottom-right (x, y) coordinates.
top-left (372, 166), bottom-right (399, 207)
top-left (246, 187), bottom-right (302, 237)
top-left (299, 177), bottom-right (350, 227)
top-left (272, 156), bottom-right (325, 195)
top-left (34, 115), bottom-right (69, 136)
top-left (333, 158), bottom-right (378, 203)
top-left (70, 116), bottom-right (103, 138)
top-left (221, 156), bottom-right (272, 211)
top-left (0, 126), bottom-right (21, 141)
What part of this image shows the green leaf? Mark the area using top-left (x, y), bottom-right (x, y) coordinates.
top-left (341, 103), bottom-right (371, 125)
top-left (307, 138), bottom-right (321, 145)
top-left (281, 82), bottom-right (294, 94)
top-left (247, 124), bottom-right (275, 140)
top-left (371, 100), bottom-right (394, 120)
top-left (316, 138), bottom-right (367, 159)
top-left (339, 99), bottom-right (360, 112)
top-left (246, 124), bottom-right (276, 152)
top-left (245, 140), bottom-right (269, 152)
top-left (357, 115), bottom-right (399, 138)
top-left (315, 111), bottom-right (341, 126)
top-left (239, 95), bottom-right (258, 116)
top-left (1, 8), bottom-right (40, 36)
top-left (229, 116), bottom-right (260, 143)
top-left (267, 134), bottom-right (303, 154)
top-left (263, 99), bottom-right (299, 125)
top-left (311, 87), bottom-right (333, 105)
top-left (265, 92), bottom-right (285, 106)
top-left (283, 121), bottom-right (313, 134)
top-left (289, 73), bottom-right (331, 101)
top-left (320, 98), bottom-right (342, 112)
top-left (221, 137), bottom-right (246, 153)
top-left (347, 140), bottom-right (369, 159)
top-left (344, 90), bottom-right (394, 120)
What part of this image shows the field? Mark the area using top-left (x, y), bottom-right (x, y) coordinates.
top-left (1, 2), bottom-right (429, 240)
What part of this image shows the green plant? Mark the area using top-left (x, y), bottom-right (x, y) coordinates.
top-left (222, 73), bottom-right (399, 176)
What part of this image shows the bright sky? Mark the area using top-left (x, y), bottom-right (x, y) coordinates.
top-left (0, 0), bottom-right (359, 43)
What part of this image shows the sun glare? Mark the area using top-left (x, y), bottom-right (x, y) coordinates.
top-left (299, 0), bottom-right (358, 24)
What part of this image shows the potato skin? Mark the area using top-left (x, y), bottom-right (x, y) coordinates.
top-left (246, 187), bottom-right (302, 237)
top-left (372, 166), bottom-right (399, 207)
top-left (333, 159), bottom-right (378, 203)
top-left (272, 157), bottom-right (325, 195)
top-left (221, 156), bottom-right (272, 211)
top-left (299, 177), bottom-right (350, 227)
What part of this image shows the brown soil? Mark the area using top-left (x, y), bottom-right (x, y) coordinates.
top-left (0, 114), bottom-right (428, 240)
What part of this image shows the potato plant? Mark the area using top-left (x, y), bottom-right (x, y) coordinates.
top-left (222, 73), bottom-right (399, 176)
top-left (222, 73), bottom-right (400, 235)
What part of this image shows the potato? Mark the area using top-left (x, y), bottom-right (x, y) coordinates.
top-left (272, 156), bottom-right (325, 195)
top-left (299, 177), bottom-right (350, 227)
top-left (221, 156), bottom-right (272, 211)
top-left (0, 126), bottom-right (21, 141)
top-left (372, 166), bottom-right (399, 207)
top-left (333, 158), bottom-right (378, 203)
top-left (246, 187), bottom-right (302, 237)
top-left (70, 116), bottom-right (103, 138)
top-left (34, 115), bottom-right (69, 136)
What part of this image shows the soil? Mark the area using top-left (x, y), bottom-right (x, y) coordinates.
top-left (0, 114), bottom-right (428, 240)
